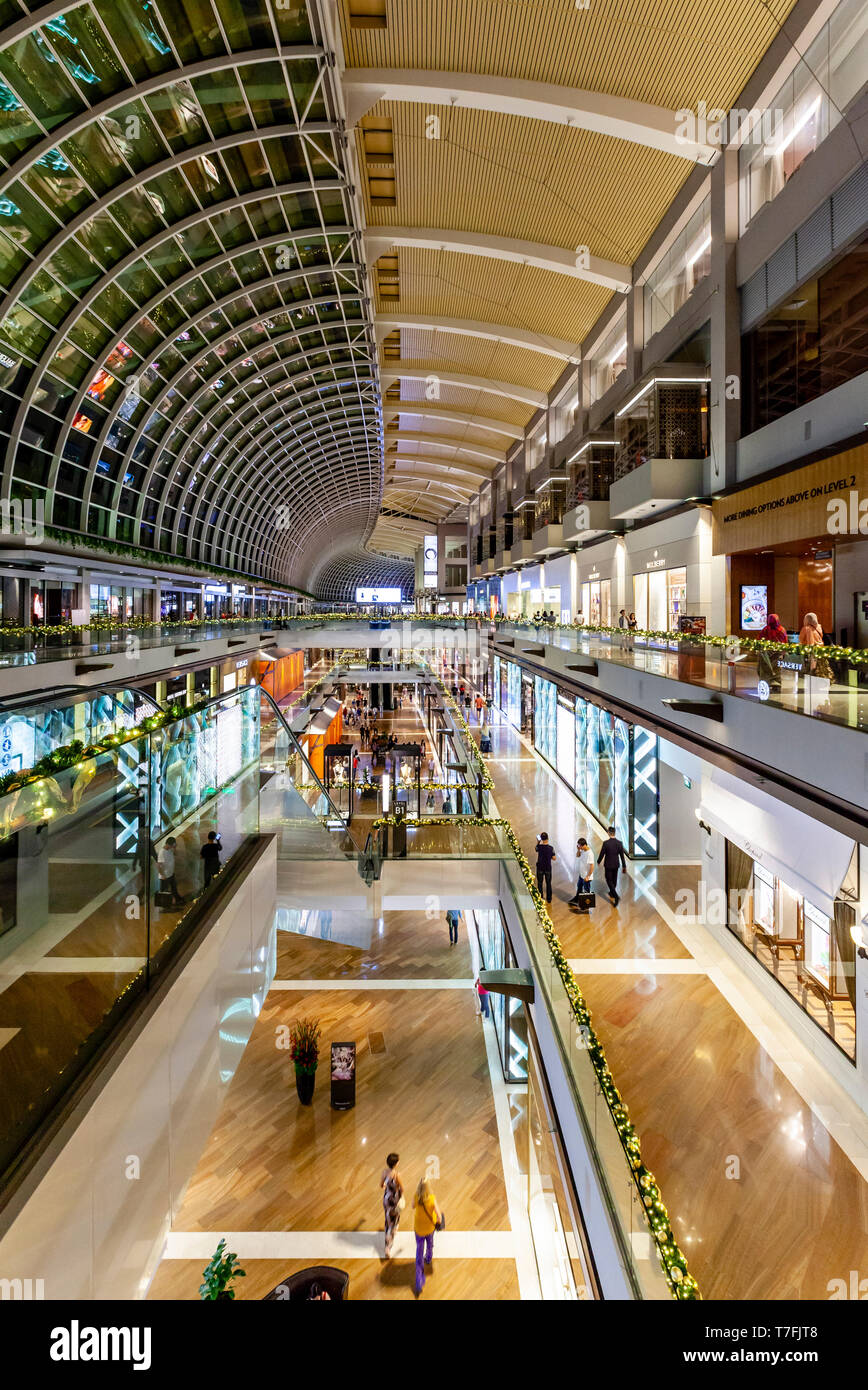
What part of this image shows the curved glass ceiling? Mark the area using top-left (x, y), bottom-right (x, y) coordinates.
top-left (0, 0), bottom-right (385, 593)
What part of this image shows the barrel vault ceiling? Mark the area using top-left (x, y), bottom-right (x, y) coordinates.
top-left (0, 0), bottom-right (797, 596)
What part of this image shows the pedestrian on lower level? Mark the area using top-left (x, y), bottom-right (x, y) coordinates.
top-left (475, 977), bottom-right (490, 1019)
top-left (446, 908), bottom-right (460, 945)
top-left (412, 1178), bottom-right (441, 1296)
top-left (598, 826), bottom-right (627, 907)
top-left (200, 831), bottom-right (222, 889)
top-left (380, 1152), bottom-right (404, 1259)
top-left (535, 832), bottom-right (556, 904)
top-left (568, 837), bottom-right (594, 905)
top-left (157, 836), bottom-right (184, 906)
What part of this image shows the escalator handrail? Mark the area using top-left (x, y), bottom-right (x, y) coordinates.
top-left (258, 685), bottom-right (348, 827)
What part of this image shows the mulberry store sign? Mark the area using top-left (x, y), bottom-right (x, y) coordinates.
top-left (712, 444), bottom-right (868, 553)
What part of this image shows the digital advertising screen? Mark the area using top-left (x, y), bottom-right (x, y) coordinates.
top-left (355, 586), bottom-right (402, 604)
top-left (740, 584), bottom-right (768, 631)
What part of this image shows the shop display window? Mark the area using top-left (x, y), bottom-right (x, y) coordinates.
top-left (557, 696), bottom-right (575, 788)
top-left (533, 675), bottom-right (557, 766)
top-left (727, 847), bottom-right (856, 1060)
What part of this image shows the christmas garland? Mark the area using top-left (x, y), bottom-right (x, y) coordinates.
top-left (373, 809), bottom-right (700, 1300)
top-left (0, 698), bottom-right (213, 800)
top-left (494, 616), bottom-right (868, 665)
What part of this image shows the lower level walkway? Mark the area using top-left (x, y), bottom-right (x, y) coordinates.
top-left (147, 907), bottom-right (533, 1301)
top-left (469, 690), bottom-right (868, 1300)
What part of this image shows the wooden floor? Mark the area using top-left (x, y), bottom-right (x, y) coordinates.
top-left (468, 693), bottom-right (868, 1301)
top-left (149, 1257), bottom-right (519, 1301)
top-left (148, 904), bottom-right (519, 1301)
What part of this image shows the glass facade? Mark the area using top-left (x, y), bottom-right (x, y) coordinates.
top-left (533, 675), bottom-right (557, 765)
top-left (643, 196), bottom-right (711, 339)
top-left (506, 659), bottom-right (522, 728)
top-left (472, 907), bottom-right (528, 1083)
top-left (726, 843), bottom-right (857, 1061)
top-left (738, 0), bottom-right (868, 232)
top-left (0, 683), bottom-right (261, 1175)
top-left (742, 235), bottom-right (868, 434)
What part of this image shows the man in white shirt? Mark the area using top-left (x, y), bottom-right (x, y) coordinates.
top-left (568, 837), bottom-right (595, 906)
top-left (156, 836), bottom-right (184, 906)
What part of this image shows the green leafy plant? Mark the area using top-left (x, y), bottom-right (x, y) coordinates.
top-left (289, 1017), bottom-right (321, 1073)
top-left (199, 1239), bottom-right (246, 1300)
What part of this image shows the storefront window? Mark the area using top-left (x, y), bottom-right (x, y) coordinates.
top-left (742, 235), bottom-right (868, 433)
top-left (727, 847), bottom-right (856, 1060)
top-left (633, 567), bottom-right (687, 631)
top-left (533, 676), bottom-right (557, 765)
top-left (557, 695), bottom-right (575, 788)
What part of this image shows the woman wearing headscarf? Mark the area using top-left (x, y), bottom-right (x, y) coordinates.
top-left (757, 612), bottom-right (789, 690)
top-left (798, 612), bottom-right (830, 681)
top-left (798, 612), bottom-right (824, 646)
top-left (760, 613), bottom-right (789, 644)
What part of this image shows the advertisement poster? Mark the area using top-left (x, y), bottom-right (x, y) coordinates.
top-left (330, 1041), bottom-right (356, 1110)
top-left (740, 585), bottom-right (768, 631)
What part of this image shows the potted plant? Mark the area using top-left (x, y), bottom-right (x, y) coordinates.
top-left (199, 1239), bottom-right (246, 1300)
top-left (289, 1017), bottom-right (321, 1104)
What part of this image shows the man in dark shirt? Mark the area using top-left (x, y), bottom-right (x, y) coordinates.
top-left (200, 831), bottom-right (222, 889)
top-left (535, 833), bottom-right (556, 904)
top-left (597, 826), bottom-right (627, 906)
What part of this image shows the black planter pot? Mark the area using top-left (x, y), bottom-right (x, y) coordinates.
top-left (295, 1067), bottom-right (316, 1104)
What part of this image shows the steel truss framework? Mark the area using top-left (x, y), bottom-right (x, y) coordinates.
top-left (0, 0), bottom-right (398, 595)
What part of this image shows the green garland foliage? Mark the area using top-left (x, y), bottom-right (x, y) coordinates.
top-left (0, 699), bottom-right (211, 799)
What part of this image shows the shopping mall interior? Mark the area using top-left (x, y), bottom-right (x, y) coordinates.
top-left (0, 0), bottom-right (866, 1335)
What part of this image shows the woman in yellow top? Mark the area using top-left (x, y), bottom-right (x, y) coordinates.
top-left (412, 1178), bottom-right (441, 1296)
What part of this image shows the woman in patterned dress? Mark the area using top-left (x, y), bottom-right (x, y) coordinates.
top-left (380, 1152), bottom-right (404, 1258)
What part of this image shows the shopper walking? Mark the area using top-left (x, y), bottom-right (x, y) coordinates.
top-left (568, 837), bottom-right (594, 905)
top-left (475, 976), bottom-right (490, 1019)
top-left (446, 908), bottom-right (460, 945)
top-left (535, 832), bottom-right (556, 904)
top-left (380, 1152), bottom-right (404, 1258)
top-left (156, 836), bottom-right (184, 906)
top-left (412, 1178), bottom-right (442, 1296)
top-left (199, 831), bottom-right (222, 889)
top-left (598, 826), bottom-right (627, 907)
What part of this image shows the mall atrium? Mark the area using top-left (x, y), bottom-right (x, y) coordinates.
top-left (0, 0), bottom-right (865, 1335)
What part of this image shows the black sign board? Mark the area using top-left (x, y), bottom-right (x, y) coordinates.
top-left (330, 1041), bottom-right (356, 1110)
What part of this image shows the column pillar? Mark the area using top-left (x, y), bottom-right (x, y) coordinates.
top-left (709, 147), bottom-right (741, 493)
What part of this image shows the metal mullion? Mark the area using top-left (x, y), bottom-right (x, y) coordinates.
top-left (0, 50), bottom-right (319, 198)
top-left (144, 0), bottom-right (190, 72)
top-left (138, 332), bottom-right (344, 532)
top-left (79, 230), bottom-right (347, 466)
top-left (189, 369), bottom-right (372, 536)
top-left (10, 183), bottom-right (345, 498)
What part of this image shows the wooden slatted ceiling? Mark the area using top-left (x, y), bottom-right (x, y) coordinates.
top-left (362, 101), bottom-right (689, 266)
top-left (340, 0), bottom-right (794, 111)
top-left (340, 0), bottom-right (798, 554)
top-left (375, 245), bottom-right (607, 348)
top-left (390, 378), bottom-right (530, 427)
top-left (387, 336), bottom-right (564, 393)
top-left (387, 414), bottom-right (511, 449)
